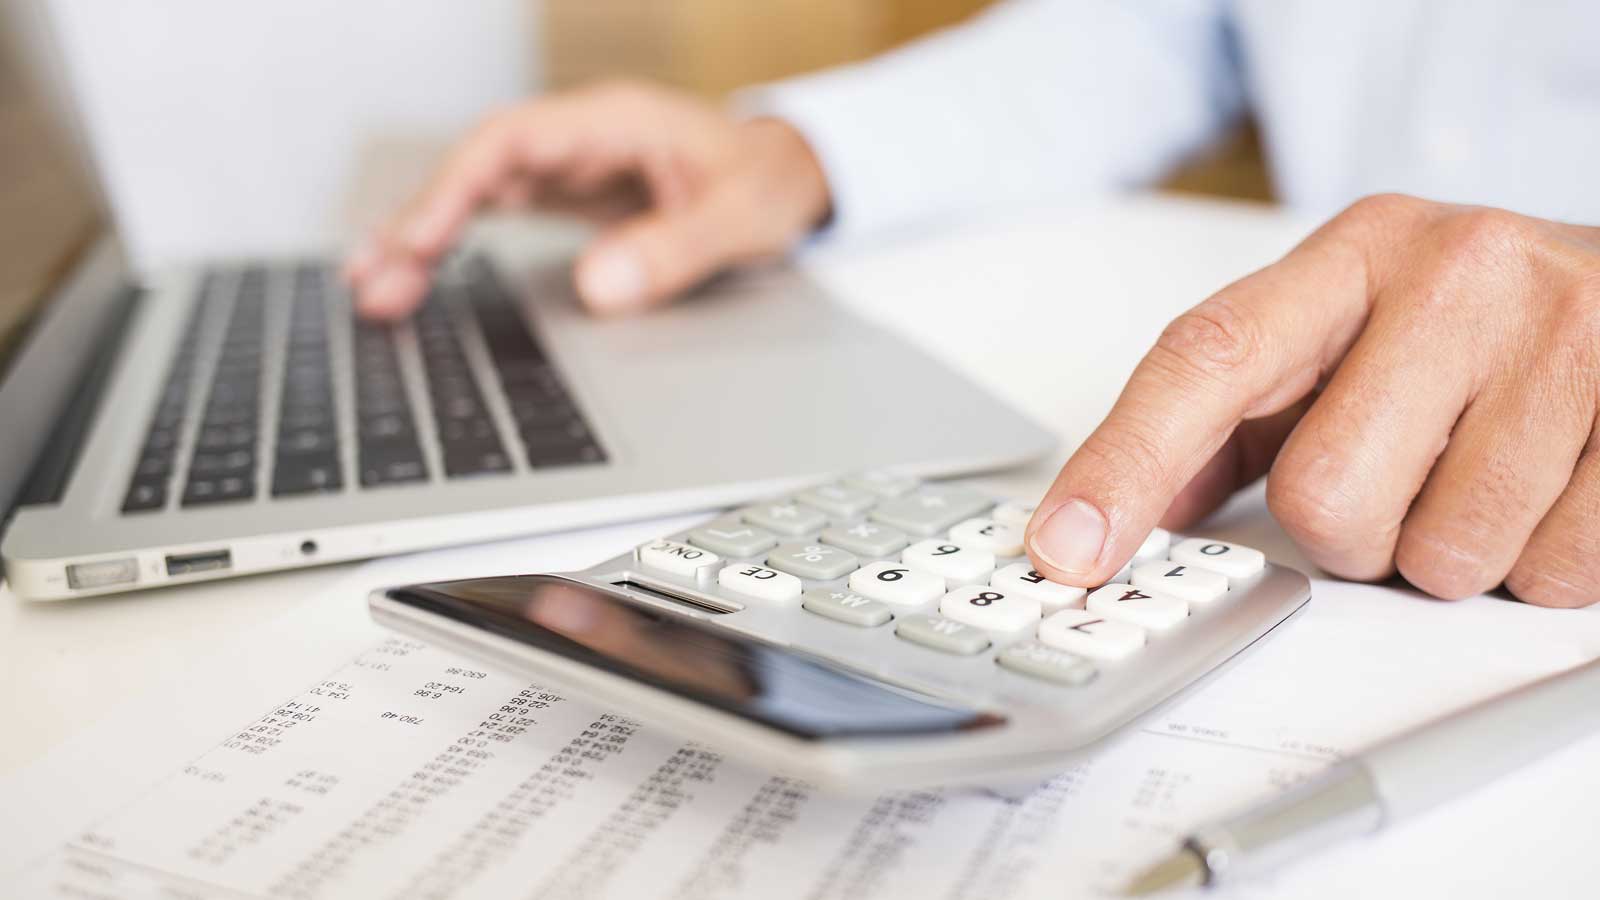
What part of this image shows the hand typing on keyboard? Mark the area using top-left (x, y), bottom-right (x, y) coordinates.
top-left (343, 81), bottom-right (830, 319)
top-left (1023, 196), bottom-right (1600, 608)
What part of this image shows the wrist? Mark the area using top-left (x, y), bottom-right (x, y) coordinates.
top-left (742, 117), bottom-right (834, 237)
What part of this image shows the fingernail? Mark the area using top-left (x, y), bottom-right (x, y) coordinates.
top-left (1030, 498), bottom-right (1107, 576)
top-left (578, 244), bottom-right (647, 310)
top-left (360, 265), bottom-right (413, 315)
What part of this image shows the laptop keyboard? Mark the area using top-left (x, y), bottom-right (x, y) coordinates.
top-left (121, 258), bottom-right (605, 514)
top-left (273, 267), bottom-right (344, 496)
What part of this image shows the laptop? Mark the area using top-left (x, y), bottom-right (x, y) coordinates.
top-left (0, 7), bottom-right (1053, 600)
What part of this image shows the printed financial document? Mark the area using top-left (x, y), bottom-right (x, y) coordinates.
top-left (4, 512), bottom-right (1599, 900)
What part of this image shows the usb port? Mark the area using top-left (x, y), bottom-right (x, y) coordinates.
top-left (165, 549), bottom-right (232, 577)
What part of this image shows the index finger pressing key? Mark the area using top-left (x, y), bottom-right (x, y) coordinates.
top-left (1024, 221), bottom-right (1388, 586)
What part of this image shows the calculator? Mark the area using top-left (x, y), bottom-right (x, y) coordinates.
top-left (370, 475), bottom-right (1312, 791)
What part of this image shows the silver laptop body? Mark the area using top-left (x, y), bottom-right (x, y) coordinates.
top-left (0, 10), bottom-right (1053, 600)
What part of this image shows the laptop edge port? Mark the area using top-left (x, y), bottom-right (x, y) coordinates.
top-left (165, 549), bottom-right (232, 577)
top-left (66, 557), bottom-right (140, 590)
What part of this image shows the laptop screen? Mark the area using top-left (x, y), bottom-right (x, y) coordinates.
top-left (0, 2), bottom-right (103, 381)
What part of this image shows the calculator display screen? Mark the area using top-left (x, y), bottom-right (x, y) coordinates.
top-left (384, 575), bottom-right (1002, 740)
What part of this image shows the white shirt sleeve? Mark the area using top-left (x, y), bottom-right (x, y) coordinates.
top-left (743, 0), bottom-right (1243, 241)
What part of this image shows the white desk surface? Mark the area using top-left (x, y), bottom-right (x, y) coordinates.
top-left (0, 192), bottom-right (1310, 777)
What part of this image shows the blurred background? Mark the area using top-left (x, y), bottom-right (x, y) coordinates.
top-left (2, 0), bottom-right (1269, 323)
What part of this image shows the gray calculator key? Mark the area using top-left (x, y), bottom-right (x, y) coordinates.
top-left (795, 483), bottom-right (878, 519)
top-left (869, 486), bottom-right (993, 537)
top-left (689, 523), bottom-right (778, 558)
top-left (894, 614), bottom-right (992, 655)
top-left (767, 542), bottom-right (860, 580)
top-left (820, 521), bottom-right (909, 558)
top-left (802, 588), bottom-right (892, 627)
top-left (740, 501), bottom-right (828, 537)
top-left (997, 640), bottom-right (1098, 685)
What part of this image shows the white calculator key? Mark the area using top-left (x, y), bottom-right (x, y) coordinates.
top-left (1037, 610), bottom-right (1146, 661)
top-left (990, 563), bottom-right (1086, 614)
top-left (718, 563), bottom-right (802, 604)
top-left (740, 501), bottom-right (827, 537)
top-left (1086, 583), bottom-right (1188, 631)
top-left (848, 561), bottom-right (945, 607)
top-left (1133, 527), bottom-right (1173, 562)
top-left (637, 540), bottom-right (720, 577)
top-left (844, 470), bottom-right (920, 498)
top-left (795, 483), bottom-right (878, 519)
top-left (902, 539), bottom-right (996, 587)
top-left (1169, 538), bottom-right (1266, 580)
top-left (1131, 561), bottom-right (1229, 605)
top-left (991, 500), bottom-right (1036, 527)
top-left (949, 517), bottom-right (1025, 556)
top-left (939, 586), bottom-right (1041, 633)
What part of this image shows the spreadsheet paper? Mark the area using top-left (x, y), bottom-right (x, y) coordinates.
top-left (3, 515), bottom-right (1599, 899)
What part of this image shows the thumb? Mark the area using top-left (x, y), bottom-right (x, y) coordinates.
top-left (572, 189), bottom-right (763, 315)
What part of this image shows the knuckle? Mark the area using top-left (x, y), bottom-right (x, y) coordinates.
top-left (1152, 296), bottom-right (1264, 383)
top-left (1505, 565), bottom-right (1599, 608)
top-left (585, 78), bottom-right (663, 109)
top-left (1431, 207), bottom-right (1536, 270)
top-left (1265, 471), bottom-right (1367, 548)
top-left (1394, 527), bottom-right (1500, 600)
top-left (1506, 529), bottom-right (1600, 608)
top-left (1553, 272), bottom-right (1600, 341)
top-left (1339, 192), bottom-right (1425, 230)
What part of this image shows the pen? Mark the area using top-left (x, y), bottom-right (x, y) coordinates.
top-left (1125, 654), bottom-right (1600, 894)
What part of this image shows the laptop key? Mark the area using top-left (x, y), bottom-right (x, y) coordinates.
top-left (362, 460), bottom-right (427, 486)
top-left (191, 450), bottom-right (255, 476)
top-left (122, 479), bottom-right (167, 513)
top-left (443, 446), bottom-right (513, 477)
top-left (272, 455), bottom-right (343, 496)
top-left (183, 475), bottom-right (253, 505)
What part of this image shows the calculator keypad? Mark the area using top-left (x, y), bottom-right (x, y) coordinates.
top-left (631, 476), bottom-right (1269, 689)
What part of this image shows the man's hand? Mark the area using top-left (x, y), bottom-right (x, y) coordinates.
top-left (343, 80), bottom-right (830, 319)
top-left (1025, 194), bottom-right (1600, 607)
